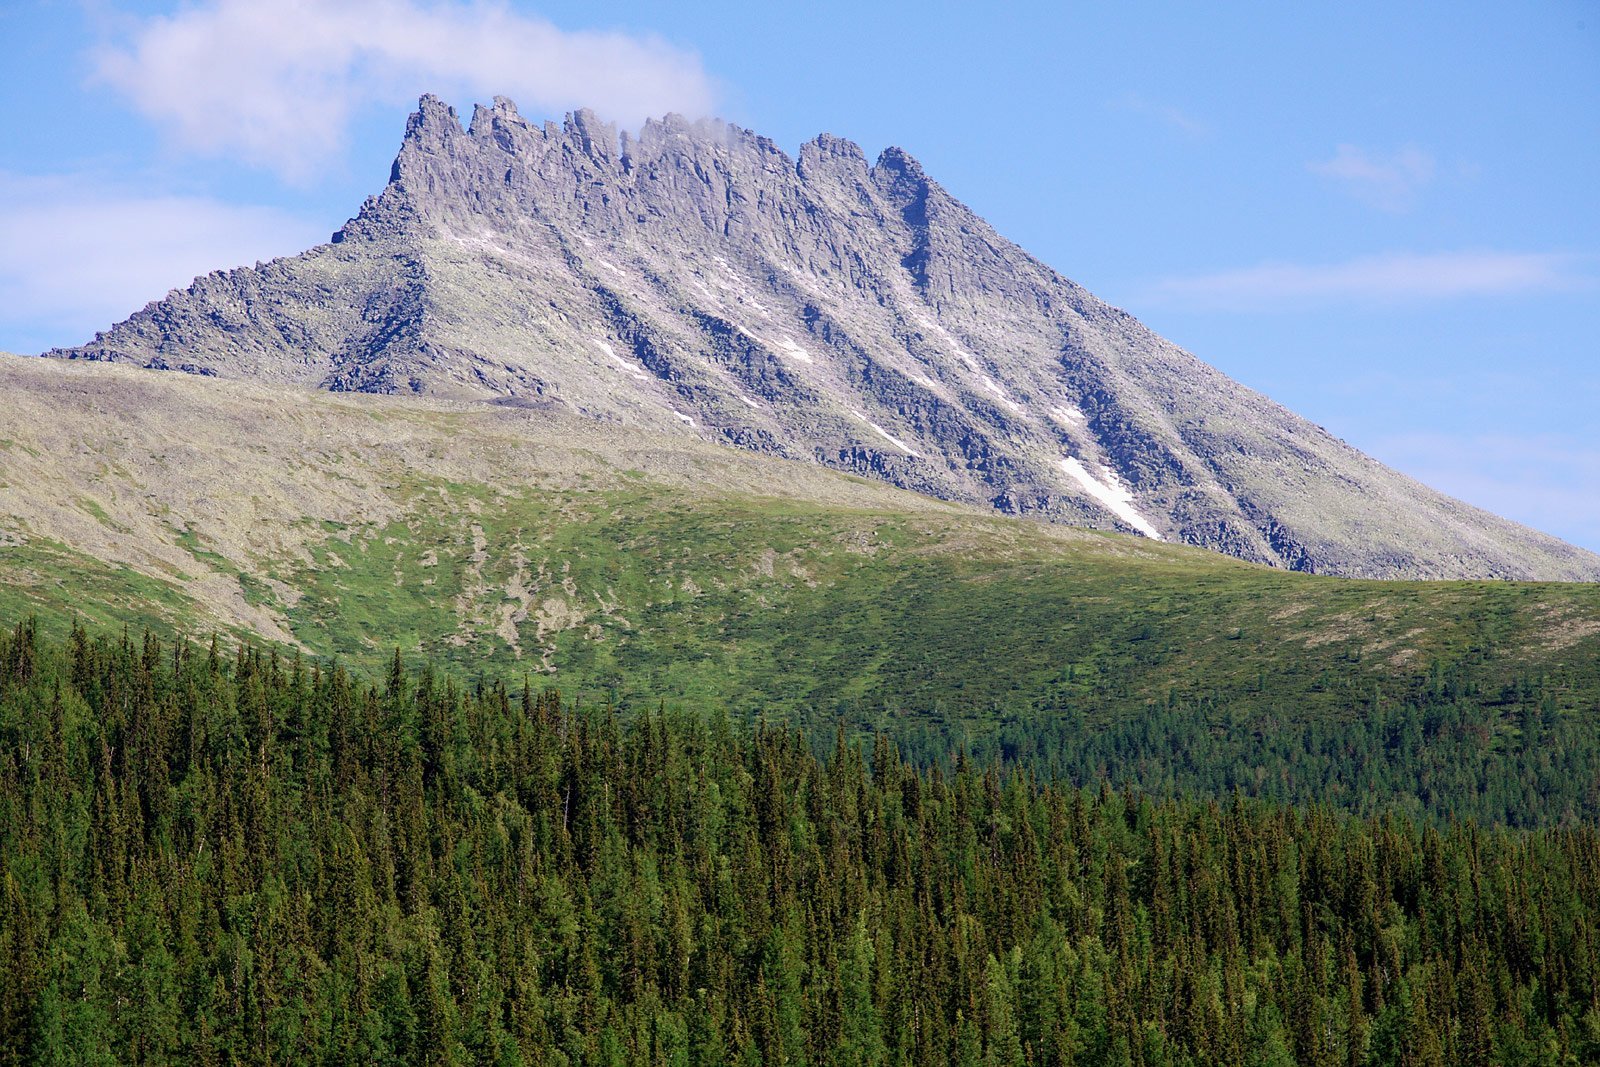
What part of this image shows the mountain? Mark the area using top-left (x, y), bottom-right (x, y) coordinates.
top-left (43, 95), bottom-right (1600, 581)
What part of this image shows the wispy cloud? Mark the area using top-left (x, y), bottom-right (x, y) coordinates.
top-left (0, 173), bottom-right (325, 352)
top-left (1111, 93), bottom-right (1209, 138)
top-left (91, 0), bottom-right (719, 182)
top-left (1308, 144), bottom-right (1435, 211)
top-left (1372, 431), bottom-right (1600, 552)
top-left (1143, 251), bottom-right (1595, 310)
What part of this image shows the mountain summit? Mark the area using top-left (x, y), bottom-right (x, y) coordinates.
top-left (46, 95), bottom-right (1600, 580)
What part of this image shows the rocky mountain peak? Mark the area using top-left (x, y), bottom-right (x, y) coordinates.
top-left (565, 107), bottom-right (618, 165)
top-left (467, 95), bottom-right (521, 139)
top-left (391, 93), bottom-right (465, 189)
top-left (873, 144), bottom-right (927, 179)
top-left (407, 93), bottom-right (463, 143)
top-left (39, 94), bottom-right (1600, 582)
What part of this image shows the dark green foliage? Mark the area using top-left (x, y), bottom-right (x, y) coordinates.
top-left (3, 621), bottom-right (1600, 1064)
top-left (883, 662), bottom-right (1600, 827)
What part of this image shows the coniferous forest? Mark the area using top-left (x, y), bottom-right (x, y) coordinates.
top-left (3, 619), bottom-right (1600, 1065)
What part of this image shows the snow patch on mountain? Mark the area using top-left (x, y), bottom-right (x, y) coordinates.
top-left (1061, 457), bottom-right (1162, 540)
top-left (982, 376), bottom-right (1025, 414)
top-left (777, 338), bottom-right (814, 364)
top-left (596, 340), bottom-right (648, 381)
top-left (854, 410), bottom-right (920, 456)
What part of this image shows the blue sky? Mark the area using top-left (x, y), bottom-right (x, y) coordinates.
top-left (3, 0), bottom-right (1597, 551)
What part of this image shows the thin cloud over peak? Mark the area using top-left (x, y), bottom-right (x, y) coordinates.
top-left (1308, 143), bottom-right (1436, 211)
top-left (1143, 250), bottom-right (1594, 310)
top-left (1111, 93), bottom-right (1210, 138)
top-left (91, 0), bottom-right (719, 182)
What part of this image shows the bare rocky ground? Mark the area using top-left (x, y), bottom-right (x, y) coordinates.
top-left (44, 97), bottom-right (1600, 581)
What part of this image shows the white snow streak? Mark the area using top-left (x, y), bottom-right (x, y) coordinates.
top-left (672, 409), bottom-right (697, 428)
top-left (1060, 457), bottom-right (1163, 540)
top-left (777, 337), bottom-right (814, 364)
top-left (1050, 404), bottom-right (1088, 426)
top-left (852, 410), bottom-right (920, 457)
top-left (739, 395), bottom-right (761, 410)
top-left (595, 339), bottom-right (648, 381)
top-left (981, 376), bottom-right (1025, 414)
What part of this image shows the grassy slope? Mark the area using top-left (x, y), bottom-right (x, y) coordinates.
top-left (3, 354), bottom-right (1598, 743)
top-left (280, 479), bottom-right (1600, 725)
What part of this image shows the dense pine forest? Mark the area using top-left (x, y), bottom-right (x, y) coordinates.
top-left (890, 658), bottom-right (1600, 829)
top-left (3, 619), bottom-right (1600, 1065)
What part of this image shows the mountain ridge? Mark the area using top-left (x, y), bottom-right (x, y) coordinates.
top-left (43, 95), bottom-right (1600, 582)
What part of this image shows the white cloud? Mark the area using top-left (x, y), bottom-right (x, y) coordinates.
top-left (0, 173), bottom-right (325, 352)
top-left (1308, 144), bottom-right (1435, 211)
top-left (91, 0), bottom-right (718, 181)
top-left (1371, 431), bottom-right (1600, 553)
top-left (1142, 251), bottom-right (1594, 310)
top-left (1112, 93), bottom-right (1209, 138)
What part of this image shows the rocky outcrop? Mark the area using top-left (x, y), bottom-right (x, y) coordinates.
top-left (45, 95), bottom-right (1600, 581)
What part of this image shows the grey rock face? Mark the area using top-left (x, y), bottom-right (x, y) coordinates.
top-left (47, 95), bottom-right (1600, 581)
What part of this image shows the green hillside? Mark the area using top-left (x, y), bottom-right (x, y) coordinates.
top-left (3, 356), bottom-right (1599, 821)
